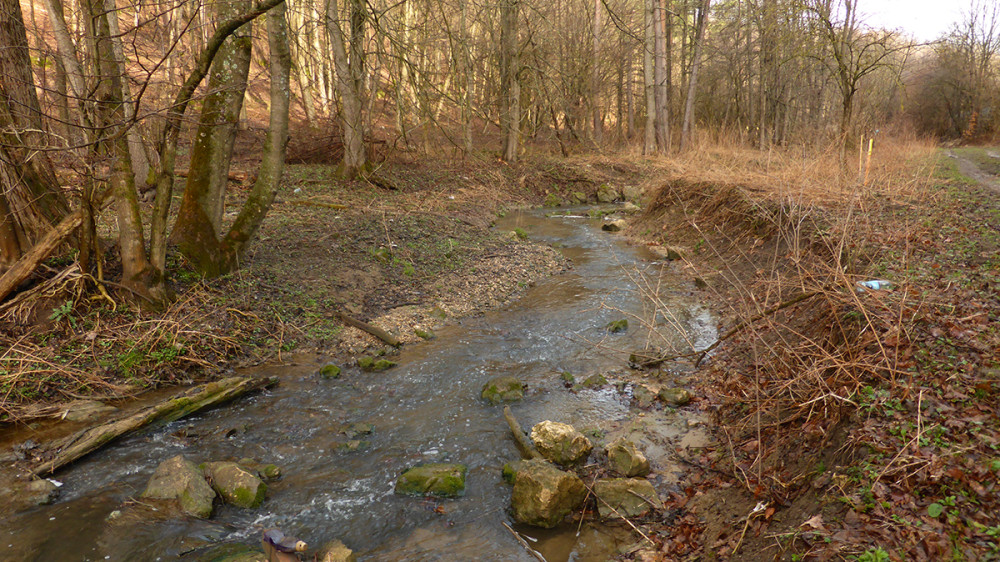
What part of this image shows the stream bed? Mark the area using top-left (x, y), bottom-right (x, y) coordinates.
top-left (2, 207), bottom-right (716, 561)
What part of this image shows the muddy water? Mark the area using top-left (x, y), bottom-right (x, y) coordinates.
top-left (2, 208), bottom-right (715, 561)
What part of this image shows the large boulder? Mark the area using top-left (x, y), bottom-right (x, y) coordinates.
top-left (601, 219), bottom-right (626, 232)
top-left (606, 439), bottom-right (650, 477)
top-left (203, 462), bottom-right (267, 509)
top-left (530, 421), bottom-right (593, 465)
top-left (511, 459), bottom-right (587, 528)
top-left (394, 463), bottom-right (467, 498)
top-left (480, 376), bottom-right (526, 405)
top-left (141, 455), bottom-right (216, 518)
top-left (593, 478), bottom-right (662, 519)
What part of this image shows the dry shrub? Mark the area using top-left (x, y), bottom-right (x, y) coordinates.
top-left (643, 134), bottom-right (938, 494)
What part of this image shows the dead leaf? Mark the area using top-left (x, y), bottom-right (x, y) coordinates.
top-left (800, 514), bottom-right (825, 531)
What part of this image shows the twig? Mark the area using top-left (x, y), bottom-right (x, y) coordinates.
top-left (503, 405), bottom-right (542, 460)
top-left (500, 521), bottom-right (546, 561)
top-left (335, 311), bottom-right (401, 347)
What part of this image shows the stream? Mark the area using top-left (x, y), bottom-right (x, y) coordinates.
top-left (2, 207), bottom-right (716, 561)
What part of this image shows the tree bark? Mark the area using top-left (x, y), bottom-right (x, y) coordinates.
top-left (654, 0), bottom-right (670, 153)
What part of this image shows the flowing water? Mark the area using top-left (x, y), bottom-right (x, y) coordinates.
top-left (2, 208), bottom-right (715, 561)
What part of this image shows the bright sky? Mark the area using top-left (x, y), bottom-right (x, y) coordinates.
top-left (859, 0), bottom-right (971, 42)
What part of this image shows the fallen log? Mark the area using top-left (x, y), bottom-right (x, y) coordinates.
top-left (503, 405), bottom-right (541, 460)
top-left (32, 376), bottom-right (277, 476)
top-left (336, 311), bottom-right (401, 347)
top-left (0, 208), bottom-right (83, 303)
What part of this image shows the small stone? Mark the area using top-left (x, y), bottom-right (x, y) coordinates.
top-left (320, 364), bottom-right (341, 379)
top-left (658, 387), bottom-right (692, 406)
top-left (480, 376), bottom-right (526, 405)
top-left (606, 439), bottom-right (650, 477)
top-left (395, 463), bottom-right (468, 498)
top-left (593, 478), bottom-right (661, 519)
top-left (357, 356), bottom-right (374, 370)
top-left (694, 277), bottom-right (708, 289)
top-left (621, 202), bottom-right (641, 213)
top-left (414, 328), bottom-right (435, 340)
top-left (605, 319), bottom-right (628, 333)
top-left (530, 421), bottom-right (593, 465)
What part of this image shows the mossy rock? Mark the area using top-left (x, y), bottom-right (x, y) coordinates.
top-left (414, 328), bottom-right (436, 340)
top-left (481, 375), bottom-right (526, 405)
top-left (605, 319), bottom-right (628, 333)
top-left (320, 364), bottom-right (341, 379)
top-left (502, 460), bottom-right (529, 484)
top-left (581, 373), bottom-right (608, 388)
top-left (593, 478), bottom-right (661, 519)
top-left (336, 440), bottom-right (370, 453)
top-left (343, 422), bottom-right (375, 438)
top-left (632, 385), bottom-right (656, 408)
top-left (394, 463), bottom-right (468, 498)
top-left (373, 248), bottom-right (393, 263)
top-left (560, 372), bottom-right (575, 384)
top-left (606, 439), bottom-right (650, 477)
top-left (570, 191), bottom-right (588, 204)
top-left (694, 277), bottom-right (708, 289)
top-left (544, 193), bottom-right (563, 207)
top-left (597, 184), bottom-right (622, 203)
top-left (141, 455), bottom-right (215, 518)
top-left (236, 458), bottom-right (282, 481)
top-left (511, 459), bottom-right (587, 528)
top-left (202, 462), bottom-right (267, 509)
top-left (358, 357), bottom-right (396, 372)
top-left (658, 387), bottom-right (692, 406)
top-left (530, 421), bottom-right (593, 465)
top-left (512, 228), bottom-right (529, 240)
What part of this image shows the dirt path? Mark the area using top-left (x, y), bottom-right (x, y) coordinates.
top-left (949, 150), bottom-right (1000, 193)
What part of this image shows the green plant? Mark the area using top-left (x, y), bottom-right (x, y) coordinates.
top-left (49, 300), bottom-right (76, 327)
top-left (855, 547), bottom-right (890, 562)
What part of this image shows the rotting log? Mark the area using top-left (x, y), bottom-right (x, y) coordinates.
top-left (503, 405), bottom-right (541, 460)
top-left (32, 376), bottom-right (277, 476)
top-left (336, 311), bottom-right (401, 347)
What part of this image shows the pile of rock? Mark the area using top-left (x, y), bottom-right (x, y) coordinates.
top-left (502, 419), bottom-right (663, 528)
top-left (140, 455), bottom-right (279, 518)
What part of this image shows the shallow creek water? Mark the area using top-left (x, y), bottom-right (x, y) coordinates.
top-left (3, 208), bottom-right (716, 561)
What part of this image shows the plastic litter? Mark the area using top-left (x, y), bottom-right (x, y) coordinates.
top-left (856, 279), bottom-right (894, 292)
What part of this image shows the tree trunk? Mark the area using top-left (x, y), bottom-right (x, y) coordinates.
top-left (591, 0), bottom-right (602, 145)
top-left (326, 0), bottom-right (366, 178)
top-left (679, 0), bottom-right (709, 151)
top-left (174, 0), bottom-right (253, 247)
top-left (643, 0), bottom-right (656, 154)
top-left (218, 3), bottom-right (291, 271)
top-left (0, 0), bottom-right (69, 253)
top-left (500, 0), bottom-right (519, 162)
top-left (654, 0), bottom-right (670, 152)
